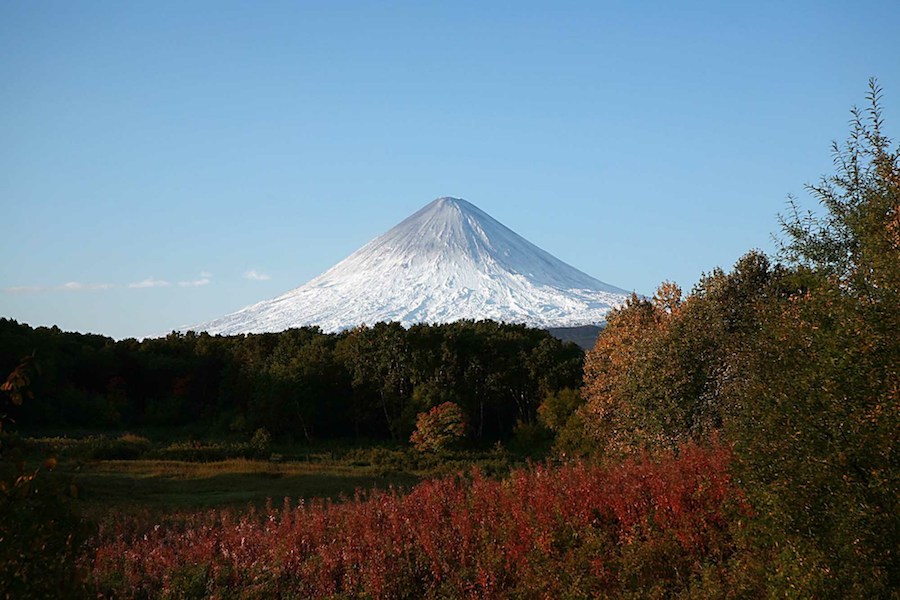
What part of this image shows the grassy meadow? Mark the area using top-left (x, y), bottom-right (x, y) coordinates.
top-left (71, 458), bottom-right (419, 514)
top-left (5, 432), bottom-right (518, 516)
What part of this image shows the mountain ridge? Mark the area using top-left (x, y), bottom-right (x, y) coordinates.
top-left (191, 197), bottom-right (632, 334)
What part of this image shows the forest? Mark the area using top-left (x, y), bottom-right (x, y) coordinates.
top-left (0, 318), bottom-right (582, 444)
top-left (0, 82), bottom-right (897, 598)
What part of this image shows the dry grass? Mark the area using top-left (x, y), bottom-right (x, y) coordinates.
top-left (88, 458), bottom-right (374, 479)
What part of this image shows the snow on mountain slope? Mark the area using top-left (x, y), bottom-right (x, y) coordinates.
top-left (191, 197), bottom-right (633, 334)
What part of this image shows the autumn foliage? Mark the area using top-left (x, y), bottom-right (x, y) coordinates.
top-left (85, 442), bottom-right (742, 599)
top-left (410, 402), bottom-right (467, 452)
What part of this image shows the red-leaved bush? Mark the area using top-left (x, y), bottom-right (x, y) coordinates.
top-left (85, 442), bottom-right (745, 598)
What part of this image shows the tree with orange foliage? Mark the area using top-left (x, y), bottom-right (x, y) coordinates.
top-left (410, 401), bottom-right (467, 452)
top-left (578, 256), bottom-right (774, 459)
top-left (579, 291), bottom-right (670, 456)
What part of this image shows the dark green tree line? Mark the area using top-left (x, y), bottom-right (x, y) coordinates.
top-left (0, 318), bottom-right (583, 446)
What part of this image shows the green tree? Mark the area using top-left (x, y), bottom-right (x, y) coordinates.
top-left (537, 387), bottom-right (583, 433)
top-left (728, 79), bottom-right (900, 596)
top-left (336, 323), bottom-right (414, 440)
top-left (779, 78), bottom-right (900, 295)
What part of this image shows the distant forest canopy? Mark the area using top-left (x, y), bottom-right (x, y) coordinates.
top-left (0, 318), bottom-right (583, 443)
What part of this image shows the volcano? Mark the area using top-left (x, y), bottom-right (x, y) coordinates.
top-left (191, 197), bottom-right (632, 334)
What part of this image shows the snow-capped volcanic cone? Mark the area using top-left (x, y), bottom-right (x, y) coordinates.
top-left (192, 197), bottom-right (632, 334)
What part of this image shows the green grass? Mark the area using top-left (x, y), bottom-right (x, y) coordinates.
top-left (70, 458), bottom-right (420, 514)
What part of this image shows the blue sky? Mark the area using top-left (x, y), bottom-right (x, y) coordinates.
top-left (2, 1), bottom-right (898, 339)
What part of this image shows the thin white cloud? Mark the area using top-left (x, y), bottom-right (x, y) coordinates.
top-left (178, 276), bottom-right (211, 287)
top-left (4, 274), bottom-right (208, 293)
top-left (128, 277), bottom-right (172, 289)
top-left (3, 282), bottom-right (117, 294)
top-left (243, 269), bottom-right (271, 281)
top-left (58, 281), bottom-right (116, 291)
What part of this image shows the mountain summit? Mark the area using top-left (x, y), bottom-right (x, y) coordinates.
top-left (192, 197), bottom-right (632, 334)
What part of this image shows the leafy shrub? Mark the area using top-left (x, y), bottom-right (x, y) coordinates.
top-left (249, 428), bottom-right (271, 458)
top-left (535, 389), bottom-right (596, 459)
top-left (0, 461), bottom-right (88, 599)
top-left (409, 401), bottom-right (466, 452)
top-left (86, 433), bottom-right (152, 460)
